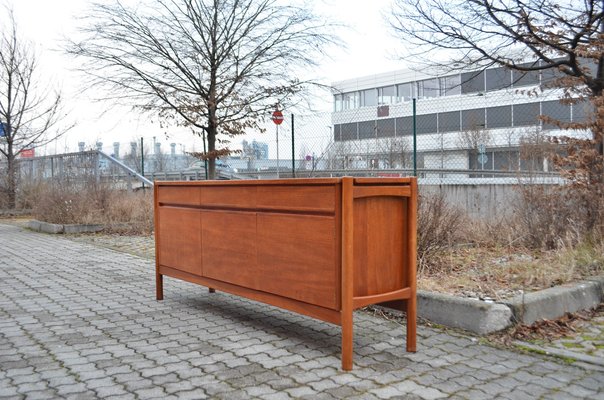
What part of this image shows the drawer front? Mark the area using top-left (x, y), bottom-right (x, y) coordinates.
top-left (157, 207), bottom-right (202, 276)
top-left (199, 185), bottom-right (258, 208)
top-left (157, 186), bottom-right (200, 206)
top-left (257, 185), bottom-right (336, 213)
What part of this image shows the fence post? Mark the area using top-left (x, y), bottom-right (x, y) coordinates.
top-left (94, 152), bottom-right (100, 183)
top-left (291, 113), bottom-right (295, 178)
top-left (413, 98), bottom-right (417, 177)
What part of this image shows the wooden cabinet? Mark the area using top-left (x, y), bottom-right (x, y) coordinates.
top-left (154, 177), bottom-right (417, 370)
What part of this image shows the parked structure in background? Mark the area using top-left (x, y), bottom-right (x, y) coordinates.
top-left (330, 64), bottom-right (590, 180)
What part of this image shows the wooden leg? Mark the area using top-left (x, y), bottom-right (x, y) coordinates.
top-left (406, 296), bottom-right (417, 352)
top-left (341, 310), bottom-right (353, 371)
top-left (209, 288), bottom-right (216, 293)
top-left (156, 272), bottom-right (164, 301)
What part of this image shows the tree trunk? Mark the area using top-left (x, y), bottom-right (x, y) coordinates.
top-left (6, 153), bottom-right (16, 209)
top-left (206, 125), bottom-right (216, 180)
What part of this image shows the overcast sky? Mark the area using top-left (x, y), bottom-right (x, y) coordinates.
top-left (5, 0), bottom-right (405, 156)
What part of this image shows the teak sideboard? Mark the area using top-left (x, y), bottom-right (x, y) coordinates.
top-left (154, 177), bottom-right (417, 370)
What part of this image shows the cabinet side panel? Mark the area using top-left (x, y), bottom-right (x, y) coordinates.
top-left (157, 207), bottom-right (202, 276)
top-left (201, 211), bottom-right (258, 286)
top-left (257, 214), bottom-right (338, 310)
top-left (353, 197), bottom-right (405, 297)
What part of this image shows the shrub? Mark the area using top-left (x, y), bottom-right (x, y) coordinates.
top-left (29, 179), bottom-right (153, 234)
top-left (417, 189), bottom-right (465, 273)
top-left (514, 182), bottom-right (603, 250)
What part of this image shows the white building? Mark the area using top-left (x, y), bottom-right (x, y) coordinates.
top-left (330, 63), bottom-right (590, 179)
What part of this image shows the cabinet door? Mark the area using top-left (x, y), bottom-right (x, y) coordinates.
top-left (157, 207), bottom-right (202, 276)
top-left (257, 213), bottom-right (338, 310)
top-left (201, 210), bottom-right (257, 286)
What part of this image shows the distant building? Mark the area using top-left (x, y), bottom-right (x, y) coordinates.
top-left (242, 140), bottom-right (269, 160)
top-left (330, 63), bottom-right (589, 177)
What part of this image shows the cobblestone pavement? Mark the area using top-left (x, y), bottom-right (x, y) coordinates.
top-left (550, 309), bottom-right (603, 359)
top-left (1, 224), bottom-right (603, 399)
top-left (66, 230), bottom-right (604, 367)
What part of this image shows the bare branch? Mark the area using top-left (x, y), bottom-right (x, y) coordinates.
top-left (0, 6), bottom-right (72, 208)
top-left (67, 0), bottom-right (339, 178)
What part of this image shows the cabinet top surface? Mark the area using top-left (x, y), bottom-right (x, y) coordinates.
top-left (155, 177), bottom-right (415, 187)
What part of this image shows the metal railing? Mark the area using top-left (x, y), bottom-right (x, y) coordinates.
top-left (10, 150), bottom-right (153, 190)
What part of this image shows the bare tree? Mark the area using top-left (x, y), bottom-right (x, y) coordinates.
top-left (68, 0), bottom-right (338, 179)
top-left (457, 123), bottom-right (492, 171)
top-left (389, 0), bottom-right (604, 239)
top-left (0, 8), bottom-right (70, 208)
top-left (378, 137), bottom-right (412, 169)
top-left (389, 0), bottom-right (604, 154)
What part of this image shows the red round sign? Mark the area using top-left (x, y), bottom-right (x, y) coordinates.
top-left (272, 110), bottom-right (284, 125)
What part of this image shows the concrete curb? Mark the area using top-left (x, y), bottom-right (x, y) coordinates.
top-left (503, 279), bottom-right (604, 325)
top-left (27, 220), bottom-right (103, 234)
top-left (63, 224), bottom-right (104, 234)
top-left (415, 278), bottom-right (603, 335)
top-left (417, 290), bottom-right (514, 335)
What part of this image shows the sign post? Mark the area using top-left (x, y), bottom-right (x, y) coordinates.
top-left (272, 109), bottom-right (284, 178)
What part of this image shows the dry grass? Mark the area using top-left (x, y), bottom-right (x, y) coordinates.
top-left (419, 236), bottom-right (604, 301)
top-left (418, 185), bottom-right (603, 300)
top-left (27, 180), bottom-right (153, 234)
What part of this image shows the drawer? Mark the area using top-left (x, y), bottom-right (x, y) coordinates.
top-left (257, 185), bottom-right (336, 213)
top-left (157, 186), bottom-right (200, 206)
top-left (199, 185), bottom-right (257, 208)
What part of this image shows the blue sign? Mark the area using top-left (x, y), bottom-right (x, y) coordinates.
top-left (478, 153), bottom-right (488, 166)
top-left (0, 122), bottom-right (5, 137)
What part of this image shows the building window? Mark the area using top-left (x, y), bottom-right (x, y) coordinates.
top-left (541, 58), bottom-right (566, 89)
top-left (358, 121), bottom-right (376, 139)
top-left (542, 100), bottom-right (571, 129)
top-left (469, 149), bottom-right (521, 173)
top-left (417, 78), bottom-right (440, 99)
top-left (512, 62), bottom-right (540, 87)
top-left (396, 83), bottom-right (415, 102)
top-left (461, 71), bottom-right (485, 94)
top-left (417, 114), bottom-right (438, 134)
top-left (440, 75), bottom-right (461, 96)
top-left (572, 100), bottom-right (591, 123)
top-left (486, 67), bottom-right (511, 91)
top-left (378, 85), bottom-right (397, 105)
top-left (494, 150), bottom-right (519, 171)
top-left (333, 124), bottom-right (341, 141)
top-left (377, 118), bottom-right (395, 138)
top-left (513, 102), bottom-right (540, 126)
top-left (342, 92), bottom-right (359, 110)
top-left (360, 89), bottom-right (377, 107)
top-left (395, 116), bottom-right (413, 136)
top-left (462, 108), bottom-right (486, 131)
top-left (486, 105), bottom-right (512, 128)
top-left (341, 122), bottom-right (358, 141)
top-left (334, 94), bottom-right (342, 112)
top-left (438, 111), bottom-right (461, 133)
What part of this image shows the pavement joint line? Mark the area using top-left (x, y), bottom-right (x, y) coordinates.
top-left (513, 340), bottom-right (604, 371)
